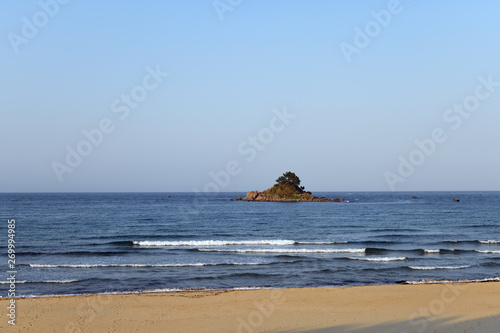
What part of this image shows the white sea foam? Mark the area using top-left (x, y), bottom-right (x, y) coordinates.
top-left (348, 257), bottom-right (406, 262)
top-left (12, 287), bottom-right (278, 298)
top-left (423, 249), bottom-right (440, 253)
top-left (0, 280), bottom-right (78, 284)
top-left (409, 265), bottom-right (471, 270)
top-left (0, 281), bottom-right (28, 284)
top-left (478, 240), bottom-right (500, 244)
top-left (132, 240), bottom-right (296, 247)
top-left (232, 287), bottom-right (264, 290)
top-left (29, 262), bottom-right (272, 268)
top-left (141, 288), bottom-right (187, 293)
top-left (475, 250), bottom-right (500, 254)
top-left (296, 241), bottom-right (349, 245)
top-left (198, 248), bottom-right (366, 254)
top-left (405, 277), bottom-right (500, 285)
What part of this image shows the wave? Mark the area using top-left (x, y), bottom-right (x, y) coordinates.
top-left (481, 262), bottom-right (500, 267)
top-left (132, 240), bottom-right (354, 247)
top-left (132, 240), bottom-right (296, 247)
top-left (444, 240), bottom-right (500, 245)
top-left (29, 262), bottom-right (277, 268)
top-left (437, 248), bottom-right (458, 253)
top-left (405, 277), bottom-right (500, 285)
top-left (478, 240), bottom-right (500, 244)
top-left (348, 257), bottom-right (406, 262)
top-left (0, 280), bottom-right (78, 284)
top-left (353, 247), bottom-right (454, 255)
top-left (374, 233), bottom-right (415, 238)
top-left (360, 240), bottom-right (400, 245)
top-left (371, 228), bottom-right (423, 232)
top-left (409, 265), bottom-right (471, 270)
top-left (21, 250), bottom-right (130, 256)
top-left (14, 287), bottom-right (273, 298)
top-left (296, 241), bottom-right (348, 245)
top-left (475, 250), bottom-right (500, 254)
top-left (443, 240), bottom-right (475, 244)
top-left (198, 248), bottom-right (366, 254)
top-left (363, 247), bottom-right (388, 255)
top-left (110, 239), bottom-right (500, 250)
top-left (416, 248), bottom-right (459, 254)
top-left (187, 272), bottom-right (278, 281)
top-left (351, 248), bottom-right (456, 255)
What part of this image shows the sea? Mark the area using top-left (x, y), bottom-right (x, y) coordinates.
top-left (1, 192), bottom-right (499, 298)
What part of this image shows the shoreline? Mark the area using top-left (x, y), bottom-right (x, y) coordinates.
top-left (4, 277), bottom-right (500, 299)
top-left (2, 282), bottom-right (499, 332)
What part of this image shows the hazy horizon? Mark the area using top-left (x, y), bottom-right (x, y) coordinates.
top-left (2, 1), bottom-right (499, 192)
top-left (2, 190), bottom-right (498, 194)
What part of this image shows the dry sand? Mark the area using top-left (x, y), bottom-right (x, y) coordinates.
top-left (1, 282), bottom-right (499, 332)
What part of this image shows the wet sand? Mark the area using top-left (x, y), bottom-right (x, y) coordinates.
top-left (1, 282), bottom-right (499, 332)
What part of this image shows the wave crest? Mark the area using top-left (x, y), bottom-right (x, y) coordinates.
top-left (29, 262), bottom-right (276, 268)
top-left (409, 265), bottom-right (471, 270)
top-left (133, 240), bottom-right (296, 247)
top-left (478, 240), bottom-right (500, 244)
top-left (348, 257), bottom-right (406, 262)
top-left (0, 280), bottom-right (78, 284)
top-left (198, 248), bottom-right (366, 254)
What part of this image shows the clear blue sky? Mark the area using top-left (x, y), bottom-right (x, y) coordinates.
top-left (1, 0), bottom-right (499, 192)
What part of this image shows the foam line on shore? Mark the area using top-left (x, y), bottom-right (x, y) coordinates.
top-left (405, 277), bottom-right (500, 284)
top-left (6, 279), bottom-right (500, 299)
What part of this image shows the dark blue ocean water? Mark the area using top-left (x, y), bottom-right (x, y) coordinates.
top-left (1, 192), bottom-right (499, 297)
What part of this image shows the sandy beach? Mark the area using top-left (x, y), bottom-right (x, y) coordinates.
top-left (1, 282), bottom-right (499, 333)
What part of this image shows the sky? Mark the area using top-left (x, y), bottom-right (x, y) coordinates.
top-left (1, 0), bottom-right (499, 192)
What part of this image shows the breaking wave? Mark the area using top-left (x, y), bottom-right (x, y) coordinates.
top-left (198, 248), bottom-right (366, 254)
top-left (0, 280), bottom-right (78, 284)
top-left (132, 240), bottom-right (353, 247)
top-left (132, 240), bottom-right (296, 247)
top-left (478, 240), bottom-right (500, 244)
top-left (29, 262), bottom-right (277, 268)
top-left (409, 265), bottom-right (471, 270)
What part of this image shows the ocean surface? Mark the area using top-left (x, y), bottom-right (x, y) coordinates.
top-left (1, 192), bottom-right (499, 297)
